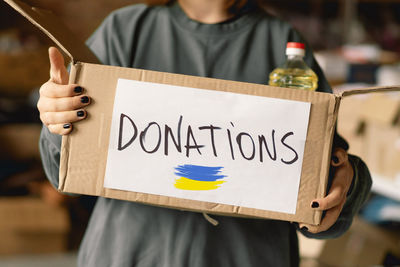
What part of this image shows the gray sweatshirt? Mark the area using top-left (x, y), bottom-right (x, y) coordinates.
top-left (39, 2), bottom-right (372, 266)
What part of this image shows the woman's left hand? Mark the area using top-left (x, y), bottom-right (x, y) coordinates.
top-left (299, 148), bottom-right (354, 233)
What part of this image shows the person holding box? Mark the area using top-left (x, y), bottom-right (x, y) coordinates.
top-left (37, 0), bottom-right (371, 266)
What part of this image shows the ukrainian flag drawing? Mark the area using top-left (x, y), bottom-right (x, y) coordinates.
top-left (174, 164), bottom-right (226, 191)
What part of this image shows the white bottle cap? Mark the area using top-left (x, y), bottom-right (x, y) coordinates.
top-left (286, 42), bottom-right (305, 57)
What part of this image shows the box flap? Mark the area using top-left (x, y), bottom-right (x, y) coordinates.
top-left (4, 0), bottom-right (99, 64)
top-left (338, 85), bottom-right (400, 98)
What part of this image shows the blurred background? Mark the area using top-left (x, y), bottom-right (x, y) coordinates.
top-left (0, 0), bottom-right (399, 266)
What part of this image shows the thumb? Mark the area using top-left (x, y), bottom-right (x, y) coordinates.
top-left (49, 46), bottom-right (69, 85)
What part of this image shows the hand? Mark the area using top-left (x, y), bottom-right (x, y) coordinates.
top-left (299, 148), bottom-right (354, 233)
top-left (37, 47), bottom-right (90, 135)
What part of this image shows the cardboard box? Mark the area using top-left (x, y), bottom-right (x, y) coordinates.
top-left (364, 123), bottom-right (400, 180)
top-left (0, 46), bottom-right (49, 96)
top-left (6, 0), bottom-right (400, 225)
top-left (0, 123), bottom-right (42, 161)
top-left (338, 94), bottom-right (400, 181)
top-left (318, 217), bottom-right (400, 266)
top-left (0, 196), bottom-right (69, 255)
top-left (359, 93), bottom-right (400, 126)
top-left (299, 217), bottom-right (400, 266)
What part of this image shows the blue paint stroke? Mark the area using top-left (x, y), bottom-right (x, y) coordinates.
top-left (174, 165), bottom-right (226, 182)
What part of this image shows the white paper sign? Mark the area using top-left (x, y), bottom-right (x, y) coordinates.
top-left (104, 79), bottom-right (311, 214)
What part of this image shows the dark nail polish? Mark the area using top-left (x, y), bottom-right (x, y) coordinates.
top-left (77, 110), bottom-right (85, 117)
top-left (74, 86), bottom-right (83, 94)
top-left (81, 96), bottom-right (89, 103)
top-left (63, 123), bottom-right (70, 129)
top-left (312, 202), bottom-right (319, 208)
top-left (332, 156), bottom-right (339, 164)
top-left (301, 226), bottom-right (308, 231)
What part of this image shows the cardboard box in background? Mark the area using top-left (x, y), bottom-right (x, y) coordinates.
top-left (0, 197), bottom-right (69, 255)
top-left (318, 217), bottom-right (400, 266)
top-left (299, 217), bottom-right (400, 266)
top-left (0, 124), bottom-right (69, 255)
top-left (359, 93), bottom-right (400, 126)
top-left (0, 124), bottom-right (42, 161)
top-left (364, 123), bottom-right (400, 180)
top-left (6, 0), bottom-right (400, 226)
top-left (0, 41), bottom-right (49, 96)
top-left (338, 93), bottom-right (400, 182)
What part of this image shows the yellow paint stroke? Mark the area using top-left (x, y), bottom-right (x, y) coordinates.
top-left (174, 177), bottom-right (225, 191)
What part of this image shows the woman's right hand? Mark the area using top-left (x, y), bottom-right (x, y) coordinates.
top-left (37, 47), bottom-right (90, 135)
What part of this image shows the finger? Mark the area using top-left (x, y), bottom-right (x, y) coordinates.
top-left (40, 82), bottom-right (84, 98)
top-left (47, 123), bottom-right (73, 135)
top-left (311, 161), bottom-right (353, 211)
top-left (331, 148), bottom-right (348, 167)
top-left (37, 95), bottom-right (90, 112)
top-left (311, 183), bottom-right (345, 211)
top-left (49, 47), bottom-right (69, 85)
top-left (40, 109), bottom-right (87, 125)
top-left (302, 198), bottom-right (346, 233)
top-left (317, 199), bottom-right (346, 232)
top-left (298, 223), bottom-right (312, 232)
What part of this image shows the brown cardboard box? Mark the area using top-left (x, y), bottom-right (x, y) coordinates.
top-left (318, 217), bottom-right (400, 266)
top-left (6, 0), bottom-right (400, 225)
top-left (364, 122), bottom-right (400, 180)
top-left (299, 217), bottom-right (400, 266)
top-left (359, 93), bottom-right (400, 126)
top-left (338, 94), bottom-right (400, 181)
top-left (0, 48), bottom-right (49, 96)
top-left (0, 124), bottom-right (42, 160)
top-left (0, 197), bottom-right (69, 255)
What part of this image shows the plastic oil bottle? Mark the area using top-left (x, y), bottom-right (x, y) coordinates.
top-left (269, 42), bottom-right (318, 91)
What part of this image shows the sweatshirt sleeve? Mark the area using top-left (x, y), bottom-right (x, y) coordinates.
top-left (39, 125), bottom-right (62, 189)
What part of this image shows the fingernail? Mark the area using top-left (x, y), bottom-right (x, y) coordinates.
top-left (301, 226), bottom-right (308, 231)
top-left (63, 123), bottom-right (71, 129)
top-left (312, 202), bottom-right (319, 208)
top-left (74, 86), bottom-right (83, 94)
top-left (80, 96), bottom-right (89, 103)
top-left (77, 110), bottom-right (85, 117)
top-left (332, 156), bottom-right (339, 164)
